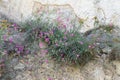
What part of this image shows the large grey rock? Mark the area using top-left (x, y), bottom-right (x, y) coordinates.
top-left (102, 47), bottom-right (112, 54)
top-left (81, 61), bottom-right (105, 80)
top-left (113, 61), bottom-right (120, 75)
top-left (14, 63), bottom-right (25, 70)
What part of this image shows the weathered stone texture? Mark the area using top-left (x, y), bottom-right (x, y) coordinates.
top-left (0, 0), bottom-right (120, 29)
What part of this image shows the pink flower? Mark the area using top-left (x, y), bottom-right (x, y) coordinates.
top-left (56, 16), bottom-right (62, 23)
top-left (12, 23), bottom-right (17, 27)
top-left (61, 54), bottom-right (64, 57)
top-left (14, 27), bottom-right (18, 31)
top-left (55, 43), bottom-right (58, 46)
top-left (63, 24), bottom-right (66, 28)
top-left (70, 33), bottom-right (74, 37)
top-left (3, 35), bottom-right (7, 41)
top-left (18, 46), bottom-right (24, 52)
top-left (45, 60), bottom-right (48, 63)
top-left (109, 23), bottom-right (113, 27)
top-left (88, 45), bottom-right (92, 48)
top-left (39, 42), bottom-right (44, 48)
top-left (3, 50), bottom-right (7, 54)
top-left (77, 55), bottom-right (79, 58)
top-left (45, 38), bottom-right (49, 42)
top-left (64, 31), bottom-right (67, 35)
top-left (66, 18), bottom-right (70, 21)
top-left (9, 37), bottom-right (13, 43)
top-left (16, 45), bottom-right (24, 52)
top-left (64, 36), bottom-right (67, 40)
top-left (79, 41), bottom-right (83, 45)
top-left (62, 58), bottom-right (64, 61)
top-left (25, 50), bottom-right (29, 54)
top-left (88, 45), bottom-right (95, 49)
top-left (47, 78), bottom-right (52, 80)
top-left (39, 32), bottom-right (43, 38)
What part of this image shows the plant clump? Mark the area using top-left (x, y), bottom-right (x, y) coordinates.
top-left (0, 16), bottom-right (119, 69)
top-left (20, 18), bottom-right (95, 65)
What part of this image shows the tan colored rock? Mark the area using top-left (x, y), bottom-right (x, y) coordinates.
top-left (113, 61), bottom-right (120, 75)
top-left (81, 61), bottom-right (105, 80)
top-left (14, 63), bottom-right (25, 70)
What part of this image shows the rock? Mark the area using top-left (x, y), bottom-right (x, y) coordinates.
top-left (95, 68), bottom-right (105, 80)
top-left (112, 61), bottom-right (120, 75)
top-left (14, 63), bottom-right (25, 70)
top-left (81, 61), bottom-right (105, 80)
top-left (102, 47), bottom-right (112, 54)
top-left (89, 67), bottom-right (105, 80)
top-left (105, 75), bottom-right (113, 80)
top-left (10, 58), bottom-right (19, 67)
top-left (113, 75), bottom-right (120, 80)
top-left (109, 47), bottom-right (120, 60)
top-left (15, 71), bottom-right (35, 80)
top-left (15, 75), bottom-right (23, 80)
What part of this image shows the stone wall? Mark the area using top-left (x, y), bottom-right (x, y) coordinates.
top-left (0, 0), bottom-right (120, 80)
top-left (0, 0), bottom-right (33, 22)
top-left (0, 0), bottom-right (120, 30)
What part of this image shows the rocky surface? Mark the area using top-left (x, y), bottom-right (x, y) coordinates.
top-left (1, 9), bottom-right (120, 80)
top-left (0, 49), bottom-right (120, 80)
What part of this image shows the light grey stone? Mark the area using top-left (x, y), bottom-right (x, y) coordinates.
top-left (102, 47), bottom-right (112, 54)
top-left (113, 61), bottom-right (120, 75)
top-left (14, 63), bottom-right (25, 70)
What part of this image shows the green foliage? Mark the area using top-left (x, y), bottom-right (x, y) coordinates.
top-left (100, 24), bottom-right (114, 32)
top-left (20, 18), bottom-right (95, 65)
top-left (2, 16), bottom-right (118, 67)
top-left (48, 29), bottom-right (94, 65)
top-left (0, 17), bottom-right (118, 66)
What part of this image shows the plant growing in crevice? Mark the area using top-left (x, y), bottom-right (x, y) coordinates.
top-left (19, 17), bottom-right (96, 65)
top-left (46, 27), bottom-right (95, 65)
top-left (84, 21), bottom-right (120, 61)
top-left (1, 15), bottom-right (118, 67)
